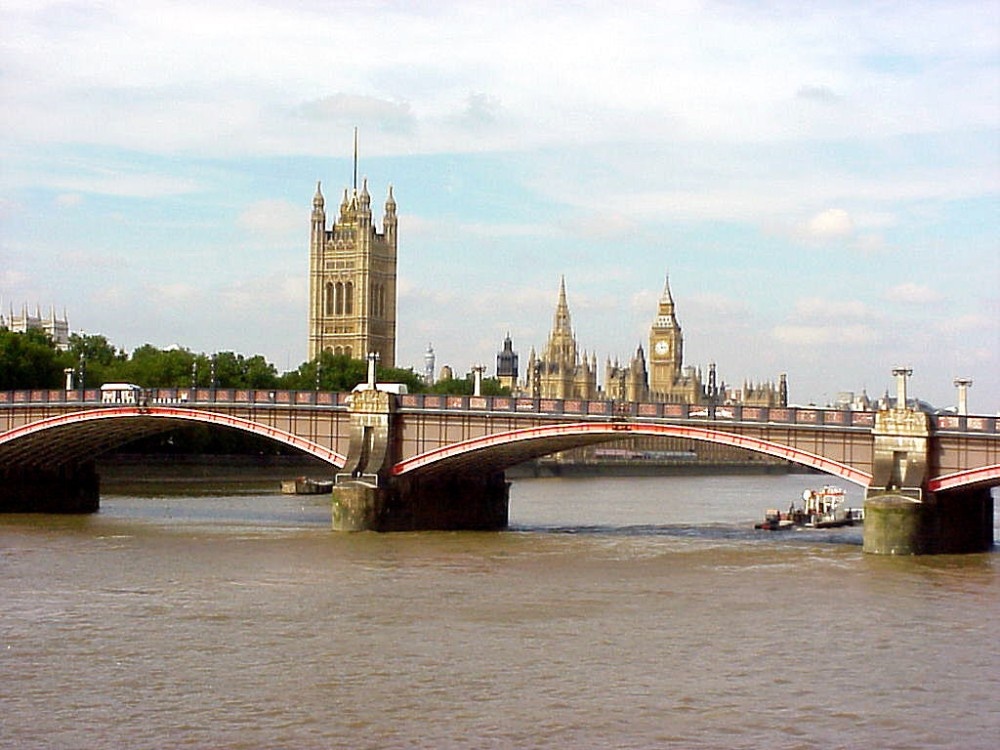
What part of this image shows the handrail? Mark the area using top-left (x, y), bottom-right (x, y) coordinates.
top-left (0, 389), bottom-right (996, 433)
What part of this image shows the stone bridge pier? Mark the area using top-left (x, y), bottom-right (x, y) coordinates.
top-left (864, 369), bottom-right (993, 554)
top-left (0, 463), bottom-right (100, 514)
top-left (331, 386), bottom-right (508, 532)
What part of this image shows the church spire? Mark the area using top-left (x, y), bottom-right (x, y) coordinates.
top-left (660, 273), bottom-right (675, 310)
top-left (553, 275), bottom-right (571, 332)
top-left (653, 272), bottom-right (678, 329)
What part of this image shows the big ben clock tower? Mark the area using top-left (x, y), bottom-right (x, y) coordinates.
top-left (648, 275), bottom-right (684, 395)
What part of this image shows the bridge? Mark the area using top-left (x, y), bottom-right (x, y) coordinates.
top-left (1, 371), bottom-right (997, 554)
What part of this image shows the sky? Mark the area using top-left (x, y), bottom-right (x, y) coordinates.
top-left (1, 0), bottom-right (998, 412)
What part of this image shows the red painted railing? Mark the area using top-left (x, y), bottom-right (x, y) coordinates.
top-left (0, 389), bottom-right (996, 433)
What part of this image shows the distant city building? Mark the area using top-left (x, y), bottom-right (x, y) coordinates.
top-left (599, 276), bottom-right (702, 404)
top-left (438, 364), bottom-right (454, 382)
top-left (525, 278), bottom-right (598, 400)
top-left (725, 375), bottom-right (787, 407)
top-left (423, 343), bottom-right (436, 385)
top-left (308, 157), bottom-right (397, 366)
top-left (496, 333), bottom-right (518, 392)
top-left (646, 276), bottom-right (703, 403)
top-left (605, 345), bottom-right (649, 402)
top-left (1, 302), bottom-right (70, 350)
top-left (515, 274), bottom-right (785, 408)
top-left (830, 390), bottom-right (873, 411)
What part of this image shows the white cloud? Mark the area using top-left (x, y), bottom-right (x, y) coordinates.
top-left (796, 85), bottom-right (840, 104)
top-left (805, 208), bottom-right (854, 239)
top-left (296, 94), bottom-right (414, 134)
top-left (3, 1), bottom-right (998, 157)
top-left (773, 324), bottom-right (878, 347)
top-left (851, 234), bottom-right (890, 254)
top-left (0, 269), bottom-right (30, 287)
top-left (792, 298), bottom-right (869, 321)
top-left (55, 193), bottom-right (84, 208)
top-left (237, 199), bottom-right (301, 237)
top-left (148, 282), bottom-right (200, 303)
top-left (885, 282), bottom-right (944, 304)
top-left (934, 313), bottom-right (996, 335)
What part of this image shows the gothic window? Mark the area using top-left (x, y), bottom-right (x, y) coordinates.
top-left (371, 283), bottom-right (386, 318)
top-left (325, 282), bottom-right (335, 316)
top-left (335, 282), bottom-right (344, 315)
top-left (344, 345), bottom-right (352, 358)
top-left (345, 282), bottom-right (354, 315)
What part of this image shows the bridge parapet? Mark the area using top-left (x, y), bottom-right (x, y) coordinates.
top-left (0, 388), bottom-right (349, 408)
top-left (397, 392), bottom-right (888, 428)
top-left (4, 390), bottom-right (998, 435)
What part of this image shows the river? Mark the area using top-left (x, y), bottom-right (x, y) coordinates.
top-left (2, 472), bottom-right (997, 749)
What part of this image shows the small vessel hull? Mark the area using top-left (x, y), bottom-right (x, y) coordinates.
top-left (754, 487), bottom-right (863, 531)
top-left (281, 477), bottom-right (334, 495)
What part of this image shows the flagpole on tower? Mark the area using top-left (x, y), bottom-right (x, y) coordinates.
top-left (353, 126), bottom-right (358, 192)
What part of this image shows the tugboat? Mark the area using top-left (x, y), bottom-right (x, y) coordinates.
top-left (754, 486), bottom-right (863, 530)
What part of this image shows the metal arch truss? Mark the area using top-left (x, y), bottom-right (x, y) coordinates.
top-left (0, 406), bottom-right (347, 469)
top-left (393, 421), bottom-right (875, 487)
top-left (928, 465), bottom-right (1000, 492)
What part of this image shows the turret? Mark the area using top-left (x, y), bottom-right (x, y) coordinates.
top-left (312, 181), bottom-right (326, 244)
top-left (358, 177), bottom-right (372, 228)
top-left (384, 185), bottom-right (397, 244)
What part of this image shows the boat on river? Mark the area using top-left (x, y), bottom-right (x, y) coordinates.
top-left (280, 477), bottom-right (334, 495)
top-left (754, 486), bottom-right (864, 530)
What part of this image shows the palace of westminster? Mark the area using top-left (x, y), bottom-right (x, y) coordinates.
top-left (308, 170), bottom-right (786, 410)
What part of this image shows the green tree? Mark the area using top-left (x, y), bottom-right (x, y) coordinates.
top-left (211, 351), bottom-right (279, 388)
top-left (427, 371), bottom-right (509, 396)
top-left (125, 345), bottom-right (198, 387)
top-left (0, 328), bottom-right (65, 389)
top-left (279, 352), bottom-right (367, 391)
top-left (65, 333), bottom-right (128, 386)
top-left (277, 353), bottom-right (426, 392)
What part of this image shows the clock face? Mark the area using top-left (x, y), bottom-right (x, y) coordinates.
top-left (654, 340), bottom-right (669, 355)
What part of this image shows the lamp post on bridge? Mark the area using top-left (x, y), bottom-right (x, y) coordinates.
top-left (472, 365), bottom-right (485, 397)
top-left (953, 378), bottom-right (972, 416)
top-left (891, 366), bottom-right (912, 410)
top-left (366, 351), bottom-right (380, 390)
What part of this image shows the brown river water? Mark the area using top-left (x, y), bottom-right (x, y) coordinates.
top-left (1, 473), bottom-right (997, 749)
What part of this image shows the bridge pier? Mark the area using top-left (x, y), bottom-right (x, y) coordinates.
top-left (331, 380), bottom-right (510, 532)
top-left (864, 392), bottom-right (994, 554)
top-left (0, 463), bottom-right (99, 514)
top-left (332, 472), bottom-right (510, 532)
top-left (864, 488), bottom-right (993, 555)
